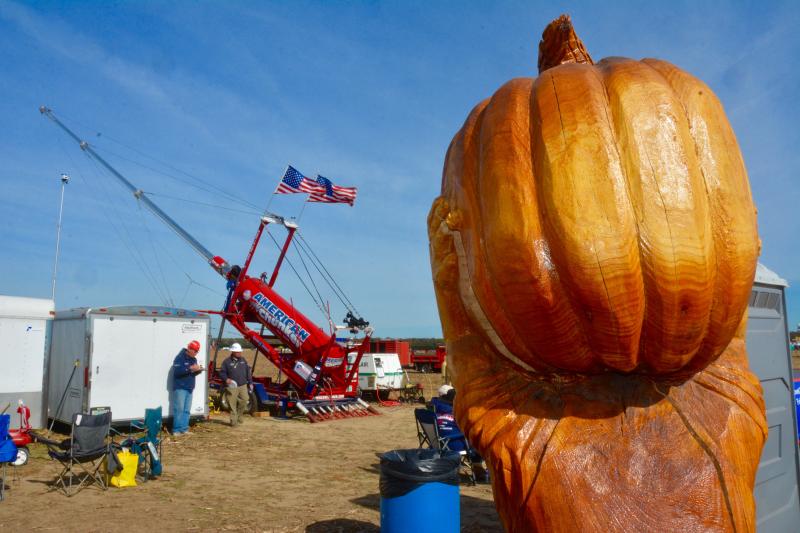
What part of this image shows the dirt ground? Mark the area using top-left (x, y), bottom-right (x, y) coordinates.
top-left (0, 369), bottom-right (502, 532)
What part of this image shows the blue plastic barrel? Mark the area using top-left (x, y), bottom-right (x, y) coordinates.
top-left (380, 449), bottom-right (460, 533)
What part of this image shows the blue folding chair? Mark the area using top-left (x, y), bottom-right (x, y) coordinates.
top-left (0, 414), bottom-right (19, 501)
top-left (414, 408), bottom-right (476, 484)
top-left (430, 397), bottom-right (453, 415)
top-left (123, 407), bottom-right (163, 480)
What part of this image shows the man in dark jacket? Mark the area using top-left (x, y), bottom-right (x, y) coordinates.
top-left (219, 342), bottom-right (252, 427)
top-left (171, 340), bottom-right (204, 435)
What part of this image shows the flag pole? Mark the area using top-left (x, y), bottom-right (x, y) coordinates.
top-left (264, 165), bottom-right (290, 214)
top-left (297, 197), bottom-right (309, 222)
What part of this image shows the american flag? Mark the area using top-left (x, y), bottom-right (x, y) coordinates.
top-left (307, 175), bottom-right (357, 206)
top-left (274, 166), bottom-right (324, 195)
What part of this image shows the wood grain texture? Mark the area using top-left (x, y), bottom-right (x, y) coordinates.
top-left (428, 15), bottom-right (765, 532)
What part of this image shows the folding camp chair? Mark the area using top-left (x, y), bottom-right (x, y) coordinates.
top-left (44, 411), bottom-right (112, 496)
top-left (0, 414), bottom-right (19, 501)
top-left (414, 408), bottom-right (476, 484)
top-left (122, 406), bottom-right (164, 480)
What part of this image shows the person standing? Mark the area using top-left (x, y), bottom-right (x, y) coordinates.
top-left (219, 342), bottom-right (253, 427)
top-left (171, 340), bottom-right (205, 435)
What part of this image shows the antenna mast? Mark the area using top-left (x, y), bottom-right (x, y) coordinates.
top-left (51, 173), bottom-right (69, 302)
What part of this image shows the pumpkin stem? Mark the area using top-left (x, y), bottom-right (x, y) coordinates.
top-left (538, 14), bottom-right (594, 74)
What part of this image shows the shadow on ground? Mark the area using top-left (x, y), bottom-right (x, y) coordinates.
top-left (305, 519), bottom-right (380, 533)
top-left (351, 493), bottom-right (380, 510)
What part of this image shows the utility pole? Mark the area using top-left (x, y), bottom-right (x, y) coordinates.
top-left (51, 173), bottom-right (69, 302)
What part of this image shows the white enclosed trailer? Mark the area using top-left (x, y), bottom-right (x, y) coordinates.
top-left (47, 306), bottom-right (210, 424)
top-left (0, 295), bottom-right (54, 429)
top-left (356, 353), bottom-right (404, 392)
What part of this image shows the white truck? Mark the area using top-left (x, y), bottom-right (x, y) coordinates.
top-left (47, 306), bottom-right (210, 424)
top-left (0, 295), bottom-right (54, 428)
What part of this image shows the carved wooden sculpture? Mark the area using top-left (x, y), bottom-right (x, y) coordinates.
top-left (428, 15), bottom-right (766, 532)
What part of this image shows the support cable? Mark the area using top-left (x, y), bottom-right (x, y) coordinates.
top-left (295, 232), bottom-right (357, 313)
top-left (290, 239), bottom-right (327, 316)
top-left (52, 109), bottom-right (263, 212)
top-left (83, 154), bottom-right (170, 305)
top-left (177, 278), bottom-right (193, 308)
top-left (143, 192), bottom-right (262, 216)
top-left (295, 232), bottom-right (361, 317)
top-left (264, 230), bottom-right (327, 317)
top-left (94, 145), bottom-right (262, 211)
top-left (87, 155), bottom-right (169, 305)
top-left (132, 207), bottom-right (227, 306)
top-left (52, 128), bottom-right (165, 304)
top-left (293, 236), bottom-right (355, 316)
top-left (135, 202), bottom-right (175, 307)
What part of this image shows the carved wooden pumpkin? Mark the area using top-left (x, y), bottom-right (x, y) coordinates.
top-left (429, 15), bottom-right (766, 532)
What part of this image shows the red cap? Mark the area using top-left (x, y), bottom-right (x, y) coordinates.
top-left (187, 340), bottom-right (201, 352)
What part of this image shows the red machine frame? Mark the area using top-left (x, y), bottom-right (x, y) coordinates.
top-left (203, 215), bottom-right (377, 422)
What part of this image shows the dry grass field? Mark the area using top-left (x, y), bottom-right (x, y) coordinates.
top-left (0, 362), bottom-right (501, 532)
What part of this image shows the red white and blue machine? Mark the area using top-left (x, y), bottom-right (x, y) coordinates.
top-left (41, 106), bottom-right (378, 423)
top-left (204, 215), bottom-right (378, 422)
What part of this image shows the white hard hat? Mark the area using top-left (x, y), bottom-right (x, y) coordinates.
top-left (438, 384), bottom-right (454, 397)
top-left (229, 342), bottom-right (243, 353)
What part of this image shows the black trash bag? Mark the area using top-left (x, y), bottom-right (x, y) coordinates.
top-left (379, 448), bottom-right (461, 498)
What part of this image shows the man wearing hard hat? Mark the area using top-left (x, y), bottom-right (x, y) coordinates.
top-left (219, 342), bottom-right (253, 427)
top-left (171, 340), bottom-right (205, 435)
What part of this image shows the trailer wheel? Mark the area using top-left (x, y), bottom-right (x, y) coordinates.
top-left (13, 446), bottom-right (29, 466)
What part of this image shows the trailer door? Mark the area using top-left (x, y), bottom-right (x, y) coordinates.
top-left (90, 315), bottom-right (208, 421)
top-left (151, 317), bottom-right (208, 418)
top-left (47, 317), bottom-right (89, 425)
top-left (89, 315), bottom-right (157, 420)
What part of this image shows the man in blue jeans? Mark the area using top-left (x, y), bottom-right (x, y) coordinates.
top-left (171, 340), bottom-right (204, 435)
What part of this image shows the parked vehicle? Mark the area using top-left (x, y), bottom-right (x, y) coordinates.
top-left (47, 306), bottom-right (210, 424)
top-left (355, 353), bottom-right (404, 393)
top-left (369, 339), bottom-right (411, 367)
top-left (411, 345), bottom-right (446, 372)
top-left (0, 294), bottom-right (53, 429)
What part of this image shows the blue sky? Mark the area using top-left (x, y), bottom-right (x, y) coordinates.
top-left (0, 1), bottom-right (798, 338)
